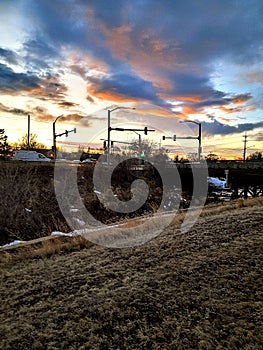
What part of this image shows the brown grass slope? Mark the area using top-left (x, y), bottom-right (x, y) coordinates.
top-left (0, 201), bottom-right (263, 349)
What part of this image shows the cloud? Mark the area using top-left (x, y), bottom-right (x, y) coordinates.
top-left (22, 35), bottom-right (60, 70)
top-left (0, 63), bottom-right (40, 94)
top-left (189, 92), bottom-right (253, 112)
top-left (10, 0), bottom-right (261, 113)
top-left (28, 74), bottom-right (68, 103)
top-left (58, 101), bottom-right (80, 108)
top-left (202, 119), bottom-right (263, 136)
top-left (253, 131), bottom-right (263, 142)
top-left (0, 48), bottom-right (19, 65)
top-left (0, 102), bottom-right (28, 115)
top-left (1, 0), bottom-right (262, 145)
top-left (88, 72), bottom-right (161, 104)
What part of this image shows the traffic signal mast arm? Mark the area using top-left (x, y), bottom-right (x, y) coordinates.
top-left (162, 135), bottom-right (199, 140)
top-left (176, 136), bottom-right (199, 140)
top-left (109, 127), bottom-right (155, 135)
top-left (55, 128), bottom-right (76, 139)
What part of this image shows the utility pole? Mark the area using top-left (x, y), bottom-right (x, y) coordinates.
top-left (242, 133), bottom-right (255, 161)
top-left (27, 114), bottom-right (30, 150)
top-left (243, 133), bottom-right (248, 161)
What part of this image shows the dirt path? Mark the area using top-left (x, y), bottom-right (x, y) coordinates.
top-left (0, 202), bottom-right (262, 349)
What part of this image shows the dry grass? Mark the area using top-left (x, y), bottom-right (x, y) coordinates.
top-left (0, 162), bottom-right (70, 245)
top-left (0, 200), bottom-right (262, 349)
top-left (0, 235), bottom-right (93, 264)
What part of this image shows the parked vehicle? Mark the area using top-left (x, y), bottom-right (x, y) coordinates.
top-left (81, 158), bottom-right (97, 164)
top-left (12, 150), bottom-right (51, 162)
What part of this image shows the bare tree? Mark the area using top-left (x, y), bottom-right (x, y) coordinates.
top-left (16, 133), bottom-right (47, 150)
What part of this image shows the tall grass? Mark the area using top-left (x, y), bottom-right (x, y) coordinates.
top-left (0, 162), bottom-right (69, 245)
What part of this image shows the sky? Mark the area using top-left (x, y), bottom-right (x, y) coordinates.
top-left (0, 0), bottom-right (262, 158)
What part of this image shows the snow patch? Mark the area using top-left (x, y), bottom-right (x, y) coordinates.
top-left (0, 240), bottom-right (25, 248)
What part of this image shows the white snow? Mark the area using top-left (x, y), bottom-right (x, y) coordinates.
top-left (0, 240), bottom-right (25, 248)
top-left (70, 208), bottom-right (79, 213)
top-left (51, 231), bottom-right (81, 237)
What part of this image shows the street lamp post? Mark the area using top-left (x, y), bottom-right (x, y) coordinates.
top-left (132, 130), bottom-right (141, 147)
top-left (180, 120), bottom-right (202, 161)
top-left (107, 106), bottom-right (135, 164)
top-left (53, 115), bottom-right (63, 159)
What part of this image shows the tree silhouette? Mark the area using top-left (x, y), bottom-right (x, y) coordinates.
top-left (248, 151), bottom-right (262, 161)
top-left (16, 133), bottom-right (47, 150)
top-left (0, 129), bottom-right (11, 159)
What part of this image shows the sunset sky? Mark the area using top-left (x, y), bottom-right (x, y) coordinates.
top-left (0, 0), bottom-right (262, 158)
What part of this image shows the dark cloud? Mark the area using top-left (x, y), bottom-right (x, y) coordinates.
top-left (23, 35), bottom-right (60, 70)
top-left (189, 93), bottom-right (253, 111)
top-left (59, 101), bottom-right (80, 108)
top-left (170, 71), bottom-right (212, 97)
top-left (21, 0), bottom-right (110, 62)
top-left (0, 48), bottom-right (19, 65)
top-left (89, 72), bottom-right (162, 104)
top-left (60, 113), bottom-right (88, 124)
top-left (0, 63), bottom-right (40, 94)
top-left (123, 0), bottom-right (263, 65)
top-left (202, 119), bottom-right (263, 136)
top-left (29, 107), bottom-right (88, 124)
top-left (29, 74), bottom-right (68, 103)
top-left (0, 102), bottom-right (28, 115)
top-left (86, 95), bottom-right (95, 103)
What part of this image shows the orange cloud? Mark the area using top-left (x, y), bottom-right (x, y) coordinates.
top-left (101, 24), bottom-right (178, 92)
top-left (175, 95), bottom-right (202, 103)
top-left (219, 104), bottom-right (255, 114)
top-left (243, 71), bottom-right (263, 84)
top-left (65, 48), bottom-right (109, 78)
top-left (159, 94), bottom-right (202, 103)
top-left (88, 87), bottom-right (139, 103)
top-left (232, 94), bottom-right (252, 105)
top-left (182, 106), bottom-right (199, 115)
top-left (139, 108), bottom-right (179, 118)
top-left (219, 106), bottom-right (234, 113)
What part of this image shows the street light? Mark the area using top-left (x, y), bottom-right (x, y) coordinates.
top-left (180, 120), bottom-right (202, 161)
top-left (107, 106), bottom-right (136, 164)
top-left (131, 130), bottom-right (143, 158)
top-left (132, 130), bottom-right (141, 147)
top-left (53, 115), bottom-right (63, 159)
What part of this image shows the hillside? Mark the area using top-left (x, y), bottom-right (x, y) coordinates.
top-left (0, 199), bottom-right (263, 349)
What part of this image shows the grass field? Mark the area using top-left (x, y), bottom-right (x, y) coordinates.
top-left (0, 199), bottom-right (262, 349)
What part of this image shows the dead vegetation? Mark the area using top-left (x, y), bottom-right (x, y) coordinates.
top-left (0, 162), bottom-right (70, 245)
top-left (0, 199), bottom-right (262, 349)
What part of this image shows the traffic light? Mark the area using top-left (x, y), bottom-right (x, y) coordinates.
top-left (111, 141), bottom-right (114, 146)
top-left (173, 135), bottom-right (176, 141)
top-left (65, 130), bottom-right (68, 137)
top-left (74, 128), bottom-right (77, 133)
top-left (162, 136), bottom-right (166, 140)
top-left (103, 141), bottom-right (107, 149)
top-left (144, 127), bottom-right (147, 135)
